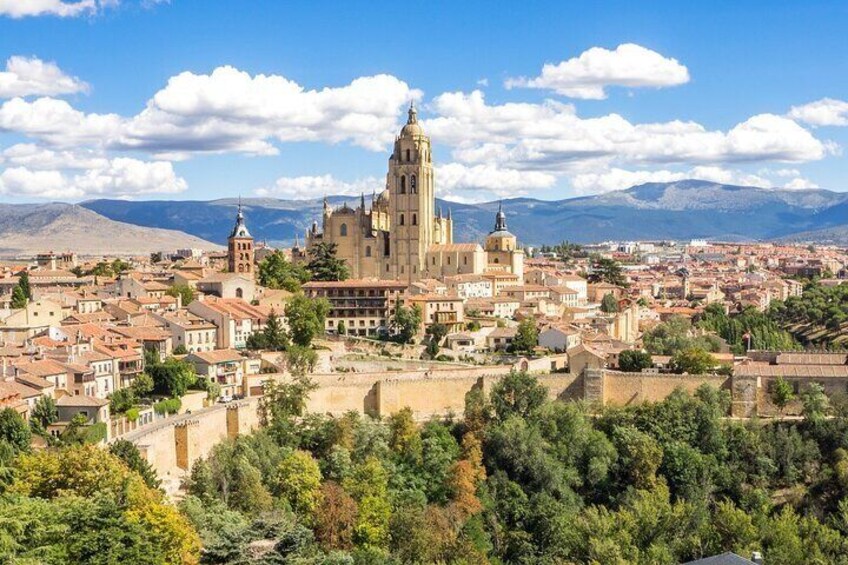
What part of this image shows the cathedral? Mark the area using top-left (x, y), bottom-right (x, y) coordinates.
top-left (302, 103), bottom-right (523, 283)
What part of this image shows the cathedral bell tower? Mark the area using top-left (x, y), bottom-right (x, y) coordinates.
top-left (387, 101), bottom-right (435, 282)
top-left (228, 200), bottom-right (254, 277)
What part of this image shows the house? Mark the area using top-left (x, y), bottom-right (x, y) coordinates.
top-left (486, 327), bottom-right (517, 351)
top-left (54, 395), bottom-right (110, 440)
top-left (538, 325), bottom-right (582, 353)
top-left (0, 299), bottom-right (65, 345)
top-left (154, 311), bottom-right (217, 354)
top-left (188, 297), bottom-right (270, 350)
top-left (196, 273), bottom-right (257, 302)
top-left (303, 279), bottom-right (407, 337)
top-left (185, 349), bottom-right (251, 399)
top-left (407, 294), bottom-right (465, 332)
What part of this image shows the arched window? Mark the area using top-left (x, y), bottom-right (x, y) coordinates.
top-left (493, 258), bottom-right (499, 264)
top-left (238, 264), bottom-right (244, 273)
top-left (411, 175), bottom-right (417, 194)
top-left (340, 223), bottom-right (348, 236)
top-left (399, 214), bottom-right (405, 226)
top-left (405, 149), bottom-right (410, 162)
top-left (447, 256), bottom-right (451, 265)
top-left (463, 256), bottom-right (467, 265)
top-left (412, 213), bottom-right (417, 225)
top-left (400, 176), bottom-right (406, 194)
top-left (236, 288), bottom-right (243, 299)
top-left (432, 257), bottom-right (436, 265)
top-left (365, 246), bottom-right (372, 257)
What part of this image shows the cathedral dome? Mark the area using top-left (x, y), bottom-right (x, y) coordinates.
top-left (400, 101), bottom-right (423, 137)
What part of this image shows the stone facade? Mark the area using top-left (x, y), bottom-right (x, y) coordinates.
top-left (303, 103), bottom-right (524, 283)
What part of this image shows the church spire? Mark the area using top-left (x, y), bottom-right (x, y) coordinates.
top-left (407, 100), bottom-right (418, 124)
top-left (494, 201), bottom-right (507, 232)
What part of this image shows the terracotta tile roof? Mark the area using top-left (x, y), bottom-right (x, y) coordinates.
top-left (188, 349), bottom-right (243, 364)
top-left (56, 394), bottom-right (109, 407)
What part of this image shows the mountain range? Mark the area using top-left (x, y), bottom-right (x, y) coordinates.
top-left (0, 203), bottom-right (221, 258)
top-left (1, 180), bottom-right (845, 258)
top-left (79, 180), bottom-right (848, 247)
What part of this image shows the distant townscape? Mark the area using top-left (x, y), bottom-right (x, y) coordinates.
top-left (1, 109), bottom-right (848, 562)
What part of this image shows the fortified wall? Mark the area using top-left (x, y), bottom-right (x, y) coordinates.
top-left (122, 359), bottom-right (754, 488)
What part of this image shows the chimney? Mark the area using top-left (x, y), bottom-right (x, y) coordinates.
top-left (751, 551), bottom-right (763, 565)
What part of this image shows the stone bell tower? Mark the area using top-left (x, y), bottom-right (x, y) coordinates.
top-left (387, 101), bottom-right (439, 282)
top-left (228, 199), bottom-right (254, 277)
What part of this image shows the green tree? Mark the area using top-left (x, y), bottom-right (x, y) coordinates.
top-left (801, 382), bottom-right (830, 424)
top-left (109, 439), bottom-right (161, 489)
top-left (9, 285), bottom-right (27, 309)
top-left (0, 408), bottom-right (31, 453)
top-left (274, 449), bottom-right (323, 518)
top-left (307, 242), bottom-right (350, 282)
top-left (165, 284), bottom-right (196, 306)
top-left (148, 356), bottom-right (197, 397)
top-left (286, 293), bottom-right (330, 347)
top-left (671, 347), bottom-right (716, 374)
top-left (600, 292), bottom-right (619, 313)
top-left (490, 370), bottom-right (548, 421)
top-left (392, 302), bottom-right (422, 344)
top-left (285, 344), bottom-right (319, 377)
top-left (29, 395), bottom-right (58, 434)
top-left (250, 310), bottom-right (288, 351)
top-left (425, 322), bottom-right (448, 358)
top-left (337, 320), bottom-right (346, 335)
top-left (17, 270), bottom-right (32, 300)
top-left (588, 256), bottom-right (628, 287)
top-left (619, 349), bottom-right (653, 373)
top-left (512, 319), bottom-right (538, 354)
top-left (770, 376), bottom-right (795, 415)
top-left (259, 250), bottom-right (311, 291)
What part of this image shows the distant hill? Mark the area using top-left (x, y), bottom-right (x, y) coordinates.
top-left (80, 180), bottom-right (848, 246)
top-left (0, 203), bottom-right (221, 258)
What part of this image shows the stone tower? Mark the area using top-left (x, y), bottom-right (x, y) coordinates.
top-left (387, 102), bottom-right (438, 283)
top-left (228, 200), bottom-right (254, 277)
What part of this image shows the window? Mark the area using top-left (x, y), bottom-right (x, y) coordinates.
top-left (412, 213), bottom-right (417, 225)
top-left (432, 257), bottom-right (436, 265)
top-left (236, 288), bottom-right (243, 299)
top-left (405, 149), bottom-right (410, 161)
top-left (399, 214), bottom-right (405, 226)
top-left (365, 246), bottom-right (372, 257)
top-left (447, 256), bottom-right (451, 265)
top-left (493, 258), bottom-right (500, 264)
top-left (411, 175), bottom-right (417, 193)
top-left (340, 223), bottom-right (348, 236)
top-left (400, 176), bottom-right (406, 194)
top-left (463, 256), bottom-right (467, 265)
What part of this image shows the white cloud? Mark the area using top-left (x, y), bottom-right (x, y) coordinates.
top-left (0, 156), bottom-right (187, 199)
top-left (0, 96), bottom-right (124, 147)
top-left (255, 174), bottom-right (381, 199)
top-left (0, 66), bottom-right (421, 157)
top-left (505, 43), bottom-right (689, 99)
top-left (437, 163), bottom-right (556, 200)
top-left (0, 143), bottom-right (106, 169)
top-left (0, 56), bottom-right (89, 98)
top-left (424, 91), bottom-right (828, 174)
top-left (0, 0), bottom-right (101, 18)
top-left (120, 66), bottom-right (421, 155)
top-left (789, 98), bottom-right (848, 127)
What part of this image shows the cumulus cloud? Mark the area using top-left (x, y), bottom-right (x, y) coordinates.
top-left (0, 0), bottom-right (102, 18)
top-left (424, 91), bottom-right (828, 174)
top-left (505, 43), bottom-right (689, 99)
top-left (255, 174), bottom-right (382, 199)
top-left (0, 96), bottom-right (124, 147)
top-left (0, 152), bottom-right (187, 199)
top-left (789, 98), bottom-right (848, 127)
top-left (0, 56), bottom-right (89, 98)
top-left (0, 66), bottom-right (420, 157)
top-left (437, 163), bottom-right (556, 200)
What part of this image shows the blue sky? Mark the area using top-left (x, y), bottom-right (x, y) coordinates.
top-left (0, 0), bottom-right (846, 203)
